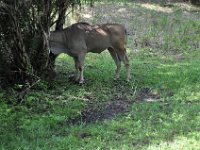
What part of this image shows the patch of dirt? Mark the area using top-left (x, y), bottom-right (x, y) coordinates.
top-left (68, 99), bottom-right (133, 125)
top-left (135, 88), bottom-right (161, 102)
top-left (76, 132), bottom-right (92, 139)
top-left (67, 88), bottom-right (162, 125)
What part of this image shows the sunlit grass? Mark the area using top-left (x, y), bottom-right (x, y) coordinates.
top-left (140, 3), bottom-right (173, 13)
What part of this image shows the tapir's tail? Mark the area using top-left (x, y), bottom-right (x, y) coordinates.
top-left (124, 28), bottom-right (128, 45)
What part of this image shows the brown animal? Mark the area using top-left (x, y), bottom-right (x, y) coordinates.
top-left (49, 22), bottom-right (130, 83)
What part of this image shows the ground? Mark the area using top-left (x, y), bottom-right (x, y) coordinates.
top-left (0, 0), bottom-right (200, 149)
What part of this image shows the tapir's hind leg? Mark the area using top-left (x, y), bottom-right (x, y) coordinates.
top-left (116, 47), bottom-right (131, 81)
top-left (73, 57), bottom-right (80, 82)
top-left (108, 47), bottom-right (121, 80)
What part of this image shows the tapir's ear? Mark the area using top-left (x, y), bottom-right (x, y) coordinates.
top-left (48, 31), bottom-right (50, 37)
top-left (43, 31), bottom-right (49, 39)
top-left (42, 31), bottom-right (51, 54)
top-left (44, 31), bottom-right (50, 37)
top-left (44, 31), bottom-right (50, 40)
top-left (40, 24), bottom-right (50, 39)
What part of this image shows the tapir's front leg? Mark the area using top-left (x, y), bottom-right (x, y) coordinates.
top-left (73, 57), bottom-right (80, 82)
top-left (77, 53), bottom-right (86, 84)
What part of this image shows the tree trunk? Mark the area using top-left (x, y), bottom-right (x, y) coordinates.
top-left (55, 0), bottom-right (69, 30)
top-left (32, 0), bottom-right (51, 75)
top-left (6, 1), bottom-right (30, 72)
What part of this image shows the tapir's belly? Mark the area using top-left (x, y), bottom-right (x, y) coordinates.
top-left (50, 42), bottom-right (75, 56)
top-left (86, 37), bottom-right (111, 53)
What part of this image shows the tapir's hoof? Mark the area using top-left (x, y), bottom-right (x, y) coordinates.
top-left (68, 74), bottom-right (80, 83)
top-left (78, 80), bottom-right (85, 85)
top-left (126, 77), bottom-right (131, 82)
top-left (114, 77), bottom-right (119, 81)
top-left (69, 74), bottom-right (75, 80)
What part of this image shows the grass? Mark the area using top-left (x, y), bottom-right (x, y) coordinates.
top-left (1, 0), bottom-right (200, 149)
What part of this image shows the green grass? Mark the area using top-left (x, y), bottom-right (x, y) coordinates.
top-left (1, 51), bottom-right (200, 149)
top-left (1, 1), bottom-right (200, 149)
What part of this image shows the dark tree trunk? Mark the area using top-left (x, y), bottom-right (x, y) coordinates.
top-left (55, 0), bottom-right (69, 30)
top-left (11, 14), bottom-right (30, 71)
top-left (5, 1), bottom-right (30, 72)
top-left (31, 0), bottom-right (52, 75)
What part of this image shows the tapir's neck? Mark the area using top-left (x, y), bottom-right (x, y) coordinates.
top-left (49, 31), bottom-right (67, 55)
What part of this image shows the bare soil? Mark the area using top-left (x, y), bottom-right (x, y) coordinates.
top-left (68, 87), bottom-right (161, 125)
